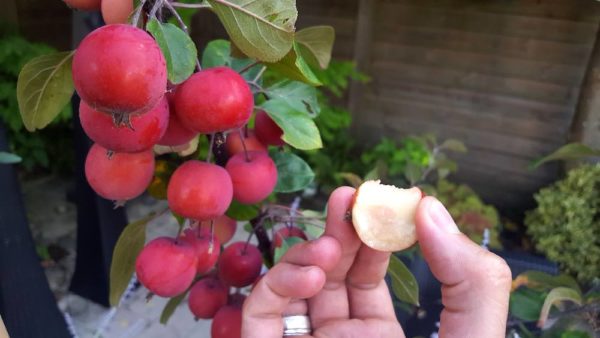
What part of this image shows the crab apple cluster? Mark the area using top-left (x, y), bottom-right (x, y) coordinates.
top-left (62, 0), bottom-right (133, 24)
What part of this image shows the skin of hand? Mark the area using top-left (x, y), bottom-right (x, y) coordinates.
top-left (242, 187), bottom-right (512, 338)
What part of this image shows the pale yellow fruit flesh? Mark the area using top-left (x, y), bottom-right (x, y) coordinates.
top-left (352, 180), bottom-right (422, 252)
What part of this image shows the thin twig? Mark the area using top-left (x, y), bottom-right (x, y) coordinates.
top-left (206, 133), bottom-right (215, 163)
top-left (148, 0), bottom-right (164, 20)
top-left (131, 0), bottom-right (149, 26)
top-left (171, 2), bottom-right (211, 8)
top-left (238, 61), bottom-right (260, 74)
top-left (252, 66), bottom-right (267, 83)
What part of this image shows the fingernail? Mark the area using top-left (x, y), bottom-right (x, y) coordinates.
top-left (428, 198), bottom-right (460, 234)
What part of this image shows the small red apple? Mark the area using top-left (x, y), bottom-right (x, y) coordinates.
top-left (218, 242), bottom-right (262, 287)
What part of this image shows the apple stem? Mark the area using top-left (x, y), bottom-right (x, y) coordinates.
top-left (131, 0), bottom-right (148, 27)
top-left (238, 61), bottom-right (260, 75)
top-left (243, 231), bottom-right (253, 255)
top-left (238, 129), bottom-right (251, 162)
top-left (206, 133), bottom-right (215, 163)
top-left (208, 219), bottom-right (215, 254)
top-left (249, 212), bottom-right (273, 266)
top-left (163, 1), bottom-right (201, 71)
top-left (244, 124), bottom-right (249, 138)
top-left (148, 0), bottom-right (164, 19)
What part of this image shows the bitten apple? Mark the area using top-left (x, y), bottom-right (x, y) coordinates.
top-left (352, 180), bottom-right (422, 252)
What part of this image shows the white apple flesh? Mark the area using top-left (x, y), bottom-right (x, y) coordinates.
top-left (352, 180), bottom-right (422, 252)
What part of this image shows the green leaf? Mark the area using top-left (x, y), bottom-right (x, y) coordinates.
top-left (226, 200), bottom-right (260, 221)
top-left (160, 291), bottom-right (188, 324)
top-left (271, 151), bottom-right (315, 193)
top-left (206, 0), bottom-right (297, 63)
top-left (16, 51), bottom-right (75, 132)
top-left (538, 287), bottom-right (582, 327)
top-left (263, 80), bottom-right (320, 116)
top-left (109, 214), bottom-right (156, 307)
top-left (260, 98), bottom-right (322, 150)
top-left (266, 42), bottom-right (321, 85)
top-left (510, 287), bottom-right (547, 321)
top-left (404, 162), bottom-right (422, 185)
top-left (439, 139), bottom-right (467, 153)
top-left (295, 25), bottom-right (335, 69)
top-left (515, 271), bottom-right (581, 293)
top-left (531, 143), bottom-right (600, 169)
top-left (0, 152), bottom-right (22, 164)
top-left (201, 39), bottom-right (232, 68)
top-left (387, 254), bottom-right (419, 306)
top-left (273, 236), bottom-right (305, 263)
top-left (147, 19), bottom-right (197, 84)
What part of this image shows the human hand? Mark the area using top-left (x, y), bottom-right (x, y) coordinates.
top-left (242, 187), bottom-right (512, 338)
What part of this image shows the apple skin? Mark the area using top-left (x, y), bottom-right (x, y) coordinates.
top-left (218, 242), bottom-right (262, 287)
top-left (188, 277), bottom-right (228, 319)
top-left (225, 130), bottom-right (267, 156)
top-left (180, 228), bottom-right (221, 274)
top-left (84, 143), bottom-right (155, 201)
top-left (101, 0), bottom-right (133, 24)
top-left (211, 305), bottom-right (242, 338)
top-left (167, 161), bottom-right (233, 221)
top-left (254, 110), bottom-right (285, 146)
top-left (63, 0), bottom-right (101, 11)
top-left (73, 24), bottom-right (167, 115)
top-left (79, 96), bottom-right (169, 153)
top-left (135, 237), bottom-right (198, 297)
top-left (197, 215), bottom-right (238, 245)
top-left (225, 151), bottom-right (278, 205)
top-left (174, 67), bottom-right (253, 133)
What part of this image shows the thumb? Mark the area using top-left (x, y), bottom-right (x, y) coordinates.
top-left (415, 196), bottom-right (512, 338)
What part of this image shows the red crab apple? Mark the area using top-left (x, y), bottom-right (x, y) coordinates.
top-left (84, 144), bottom-right (154, 202)
top-left (272, 226), bottom-right (307, 249)
top-left (351, 180), bottom-right (422, 252)
top-left (198, 215), bottom-right (237, 245)
top-left (225, 151), bottom-right (277, 205)
top-left (79, 97), bottom-right (168, 152)
top-left (135, 237), bottom-right (198, 297)
top-left (167, 161), bottom-right (233, 221)
top-left (188, 277), bottom-right (228, 319)
top-left (62, 0), bottom-right (100, 10)
top-left (101, 0), bottom-right (133, 24)
top-left (225, 130), bottom-right (266, 156)
top-left (180, 228), bottom-right (221, 274)
top-left (73, 24), bottom-right (167, 116)
top-left (158, 87), bottom-right (198, 146)
top-left (211, 305), bottom-right (242, 338)
top-left (218, 242), bottom-right (262, 287)
top-left (174, 67), bottom-right (253, 133)
top-left (254, 110), bottom-right (285, 146)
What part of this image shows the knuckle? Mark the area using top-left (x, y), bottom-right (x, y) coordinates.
top-left (478, 252), bottom-right (512, 290)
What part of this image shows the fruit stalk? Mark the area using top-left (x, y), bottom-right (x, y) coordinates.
top-left (249, 213), bottom-right (273, 267)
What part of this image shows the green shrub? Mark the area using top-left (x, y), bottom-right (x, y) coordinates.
top-left (0, 27), bottom-right (73, 174)
top-left (525, 164), bottom-right (600, 283)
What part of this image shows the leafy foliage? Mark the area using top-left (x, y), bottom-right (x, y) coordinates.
top-left (431, 179), bottom-right (501, 248)
top-left (0, 30), bottom-right (73, 174)
top-left (525, 164), bottom-right (600, 283)
top-left (531, 143), bottom-right (600, 168)
top-left (146, 19), bottom-right (197, 84)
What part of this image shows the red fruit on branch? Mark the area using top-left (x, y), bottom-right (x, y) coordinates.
top-left (254, 110), bottom-right (284, 146)
top-left (272, 226), bottom-right (308, 249)
top-left (63, 0), bottom-right (100, 10)
top-left (157, 106), bottom-right (197, 147)
top-left (218, 242), bottom-right (262, 287)
top-left (73, 24), bottom-right (167, 116)
top-left (167, 161), bottom-right (233, 221)
top-left (135, 237), bottom-right (198, 297)
top-left (79, 97), bottom-right (169, 152)
top-left (84, 144), bottom-right (154, 202)
top-left (211, 305), bottom-right (242, 338)
top-left (174, 67), bottom-right (253, 133)
top-left (188, 277), bottom-right (228, 319)
top-left (180, 228), bottom-right (221, 275)
top-left (198, 215), bottom-right (237, 245)
top-left (224, 130), bottom-right (266, 156)
top-left (101, 0), bottom-right (133, 24)
top-left (226, 151), bottom-right (278, 204)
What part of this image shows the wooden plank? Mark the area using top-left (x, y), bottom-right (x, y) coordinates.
top-left (386, 0), bottom-right (600, 23)
top-left (363, 94), bottom-right (569, 142)
top-left (371, 43), bottom-right (586, 87)
top-left (376, 3), bottom-right (599, 44)
top-left (298, 0), bottom-right (359, 18)
top-left (372, 25), bottom-right (593, 66)
top-left (382, 115), bottom-right (559, 159)
top-left (364, 82), bottom-right (573, 121)
top-left (370, 61), bottom-right (579, 106)
top-left (349, 0), bottom-right (376, 130)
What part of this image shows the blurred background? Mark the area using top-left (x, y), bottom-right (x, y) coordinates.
top-left (0, 0), bottom-right (599, 337)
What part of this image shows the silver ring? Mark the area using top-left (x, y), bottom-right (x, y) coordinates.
top-left (282, 315), bottom-right (311, 336)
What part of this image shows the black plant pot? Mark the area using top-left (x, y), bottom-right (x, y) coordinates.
top-left (391, 249), bottom-right (559, 337)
